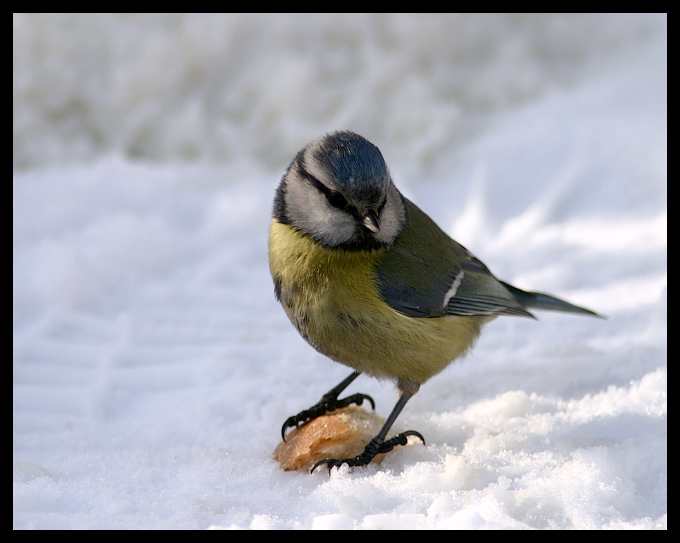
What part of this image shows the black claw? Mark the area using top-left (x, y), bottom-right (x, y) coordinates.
top-left (311, 456), bottom-right (370, 474)
top-left (310, 430), bottom-right (425, 473)
top-left (281, 392), bottom-right (376, 441)
top-left (341, 392), bottom-right (376, 411)
top-left (377, 430), bottom-right (425, 453)
top-left (281, 417), bottom-right (300, 441)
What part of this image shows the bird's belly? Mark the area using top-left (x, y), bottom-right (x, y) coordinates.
top-left (282, 279), bottom-right (487, 385)
top-left (270, 220), bottom-right (488, 385)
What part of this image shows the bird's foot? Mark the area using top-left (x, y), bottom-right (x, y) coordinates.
top-left (311, 430), bottom-right (425, 473)
top-left (281, 392), bottom-right (375, 441)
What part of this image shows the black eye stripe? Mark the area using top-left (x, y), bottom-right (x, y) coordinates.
top-left (327, 190), bottom-right (350, 210)
top-left (299, 166), bottom-right (354, 212)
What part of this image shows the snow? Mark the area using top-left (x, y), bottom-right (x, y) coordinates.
top-left (13, 14), bottom-right (666, 529)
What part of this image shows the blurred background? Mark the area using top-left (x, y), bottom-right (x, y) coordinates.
top-left (13, 14), bottom-right (666, 529)
top-left (13, 13), bottom-right (665, 173)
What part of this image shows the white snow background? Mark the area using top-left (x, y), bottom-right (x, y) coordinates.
top-left (13, 14), bottom-right (666, 529)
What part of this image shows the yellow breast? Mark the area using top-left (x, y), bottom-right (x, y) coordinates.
top-left (268, 220), bottom-right (486, 385)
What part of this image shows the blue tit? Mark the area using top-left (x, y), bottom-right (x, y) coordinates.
top-left (268, 130), bottom-right (603, 473)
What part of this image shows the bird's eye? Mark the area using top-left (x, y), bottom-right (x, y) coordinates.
top-left (327, 191), bottom-right (349, 210)
top-left (299, 169), bottom-right (351, 212)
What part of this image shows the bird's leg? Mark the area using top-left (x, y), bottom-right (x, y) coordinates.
top-left (281, 371), bottom-right (375, 441)
top-left (311, 386), bottom-right (424, 473)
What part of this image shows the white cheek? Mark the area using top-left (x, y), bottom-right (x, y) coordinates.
top-left (291, 191), bottom-right (357, 245)
top-left (375, 187), bottom-right (406, 244)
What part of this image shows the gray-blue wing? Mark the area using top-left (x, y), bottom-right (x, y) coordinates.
top-left (374, 199), bottom-right (534, 319)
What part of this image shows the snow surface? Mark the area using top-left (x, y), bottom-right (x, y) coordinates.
top-left (13, 14), bottom-right (666, 529)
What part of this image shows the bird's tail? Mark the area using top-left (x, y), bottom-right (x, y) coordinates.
top-left (500, 281), bottom-right (605, 318)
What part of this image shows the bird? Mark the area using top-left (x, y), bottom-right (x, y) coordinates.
top-left (268, 130), bottom-right (603, 473)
